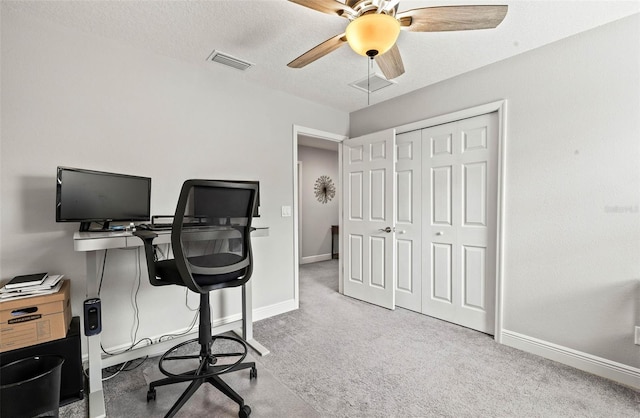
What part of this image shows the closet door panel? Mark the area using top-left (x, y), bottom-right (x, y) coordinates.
top-left (422, 113), bottom-right (498, 334)
top-left (394, 130), bottom-right (422, 312)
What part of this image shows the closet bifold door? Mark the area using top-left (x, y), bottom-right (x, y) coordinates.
top-left (422, 112), bottom-right (499, 335)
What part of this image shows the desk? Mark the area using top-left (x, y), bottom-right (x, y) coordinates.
top-left (74, 227), bottom-right (269, 418)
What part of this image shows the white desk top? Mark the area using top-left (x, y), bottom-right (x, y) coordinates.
top-left (73, 227), bottom-right (269, 252)
top-left (74, 230), bottom-right (134, 240)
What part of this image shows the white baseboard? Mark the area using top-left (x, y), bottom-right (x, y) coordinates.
top-left (90, 298), bottom-right (298, 367)
top-left (300, 254), bottom-right (332, 264)
top-left (253, 298), bottom-right (298, 321)
top-left (501, 329), bottom-right (640, 390)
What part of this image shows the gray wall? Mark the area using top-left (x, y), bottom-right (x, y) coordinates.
top-left (0, 8), bottom-right (348, 352)
top-left (350, 14), bottom-right (640, 369)
top-left (298, 145), bottom-right (339, 262)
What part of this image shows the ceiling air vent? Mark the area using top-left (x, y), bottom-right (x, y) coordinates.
top-left (349, 73), bottom-right (396, 93)
top-left (207, 50), bottom-right (254, 71)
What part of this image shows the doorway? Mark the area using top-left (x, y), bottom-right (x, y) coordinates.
top-left (298, 140), bottom-right (340, 265)
top-left (293, 126), bottom-right (347, 307)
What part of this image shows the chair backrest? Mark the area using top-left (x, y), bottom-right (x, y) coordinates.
top-left (171, 180), bottom-right (258, 294)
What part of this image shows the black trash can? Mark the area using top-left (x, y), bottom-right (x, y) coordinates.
top-left (0, 355), bottom-right (65, 418)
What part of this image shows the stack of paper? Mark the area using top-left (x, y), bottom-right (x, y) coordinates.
top-left (0, 274), bottom-right (65, 301)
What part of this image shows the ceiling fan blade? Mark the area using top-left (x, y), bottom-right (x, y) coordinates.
top-left (375, 44), bottom-right (405, 80)
top-left (288, 33), bottom-right (348, 69)
top-left (288, 0), bottom-right (355, 17)
top-left (397, 5), bottom-right (508, 32)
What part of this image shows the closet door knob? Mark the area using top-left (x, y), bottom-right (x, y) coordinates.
top-left (378, 227), bottom-right (393, 233)
top-left (436, 231), bottom-right (444, 236)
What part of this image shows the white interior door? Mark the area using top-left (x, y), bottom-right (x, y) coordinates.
top-left (394, 130), bottom-right (422, 312)
top-left (422, 113), bottom-right (498, 334)
top-left (342, 129), bottom-right (396, 309)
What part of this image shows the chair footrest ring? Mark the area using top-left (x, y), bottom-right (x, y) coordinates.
top-left (158, 335), bottom-right (249, 381)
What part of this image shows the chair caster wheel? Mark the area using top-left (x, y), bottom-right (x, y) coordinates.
top-left (147, 389), bottom-right (156, 402)
top-left (239, 405), bottom-right (251, 418)
top-left (250, 367), bottom-right (257, 380)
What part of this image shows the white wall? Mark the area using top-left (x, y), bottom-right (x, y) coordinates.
top-left (298, 145), bottom-right (339, 262)
top-left (0, 8), bottom-right (348, 352)
top-left (351, 14), bottom-right (640, 372)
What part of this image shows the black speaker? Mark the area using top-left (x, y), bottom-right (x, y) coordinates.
top-left (0, 316), bottom-right (84, 405)
top-left (83, 298), bottom-right (102, 336)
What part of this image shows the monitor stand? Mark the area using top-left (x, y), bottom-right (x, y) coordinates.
top-left (79, 221), bottom-right (111, 232)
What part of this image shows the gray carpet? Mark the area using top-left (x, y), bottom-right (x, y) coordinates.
top-left (61, 259), bottom-right (639, 417)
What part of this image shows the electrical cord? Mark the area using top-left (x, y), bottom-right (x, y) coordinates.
top-left (98, 247), bottom-right (150, 356)
top-left (100, 360), bottom-right (129, 381)
top-left (185, 287), bottom-right (198, 312)
top-left (97, 249), bottom-right (108, 295)
top-left (100, 337), bottom-right (153, 356)
top-left (157, 310), bottom-right (199, 342)
top-left (86, 247), bottom-right (152, 382)
top-left (130, 248), bottom-right (143, 344)
top-left (86, 240), bottom-right (201, 382)
top-left (101, 356), bottom-right (149, 381)
top-left (82, 355), bottom-right (148, 382)
top-left (94, 239), bottom-right (200, 365)
top-left (104, 356), bottom-right (148, 373)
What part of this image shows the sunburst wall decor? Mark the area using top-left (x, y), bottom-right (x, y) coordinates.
top-left (314, 175), bottom-right (336, 204)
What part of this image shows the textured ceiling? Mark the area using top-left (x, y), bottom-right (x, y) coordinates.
top-left (4, 0), bottom-right (640, 113)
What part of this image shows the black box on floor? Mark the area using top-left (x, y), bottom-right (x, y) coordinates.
top-left (0, 316), bottom-right (84, 406)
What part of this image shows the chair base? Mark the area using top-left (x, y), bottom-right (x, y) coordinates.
top-left (148, 336), bottom-right (257, 418)
top-left (148, 362), bottom-right (256, 418)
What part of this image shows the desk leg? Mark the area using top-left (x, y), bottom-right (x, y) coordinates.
top-left (86, 251), bottom-right (107, 418)
top-left (234, 281), bottom-right (269, 356)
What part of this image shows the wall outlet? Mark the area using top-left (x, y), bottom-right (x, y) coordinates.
top-left (281, 205), bottom-right (292, 217)
top-left (635, 326), bottom-right (640, 345)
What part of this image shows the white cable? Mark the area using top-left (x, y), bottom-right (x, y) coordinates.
top-left (101, 360), bottom-right (128, 381)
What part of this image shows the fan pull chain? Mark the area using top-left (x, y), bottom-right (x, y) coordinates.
top-left (367, 57), bottom-right (373, 106)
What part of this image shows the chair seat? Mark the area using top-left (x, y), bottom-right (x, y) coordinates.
top-left (156, 253), bottom-right (248, 289)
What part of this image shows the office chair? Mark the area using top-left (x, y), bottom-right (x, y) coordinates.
top-left (134, 180), bottom-right (259, 418)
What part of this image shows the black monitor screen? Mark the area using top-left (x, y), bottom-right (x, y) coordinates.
top-left (56, 166), bottom-right (151, 230)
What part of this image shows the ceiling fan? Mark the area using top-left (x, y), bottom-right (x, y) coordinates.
top-left (287, 0), bottom-right (508, 80)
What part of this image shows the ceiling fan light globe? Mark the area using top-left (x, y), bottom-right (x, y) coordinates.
top-left (345, 13), bottom-right (400, 57)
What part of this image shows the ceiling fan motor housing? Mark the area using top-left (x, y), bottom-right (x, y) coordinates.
top-left (346, 0), bottom-right (399, 17)
top-left (345, 12), bottom-right (401, 57)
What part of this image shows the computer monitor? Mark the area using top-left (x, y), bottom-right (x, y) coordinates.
top-left (56, 166), bottom-right (151, 231)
